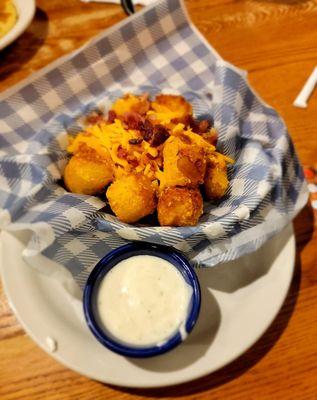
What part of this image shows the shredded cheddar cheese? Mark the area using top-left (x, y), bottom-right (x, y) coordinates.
top-left (64, 93), bottom-right (234, 227)
top-left (66, 95), bottom-right (233, 193)
top-left (67, 119), bottom-right (162, 181)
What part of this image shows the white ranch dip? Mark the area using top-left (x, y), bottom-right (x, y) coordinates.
top-left (96, 255), bottom-right (193, 346)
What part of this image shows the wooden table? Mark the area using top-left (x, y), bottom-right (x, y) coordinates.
top-left (1, 0), bottom-right (317, 398)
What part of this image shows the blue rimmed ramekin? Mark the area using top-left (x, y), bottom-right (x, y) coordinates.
top-left (83, 242), bottom-right (201, 358)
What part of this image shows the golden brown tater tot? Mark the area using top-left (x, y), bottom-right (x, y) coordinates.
top-left (64, 156), bottom-right (113, 195)
top-left (106, 174), bottom-right (156, 224)
top-left (204, 157), bottom-right (229, 199)
top-left (158, 187), bottom-right (203, 226)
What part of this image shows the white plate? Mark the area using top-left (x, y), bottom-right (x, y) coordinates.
top-left (0, 0), bottom-right (36, 51)
top-left (0, 224), bottom-right (294, 388)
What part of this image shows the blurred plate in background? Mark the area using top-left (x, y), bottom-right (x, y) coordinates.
top-left (0, 0), bottom-right (35, 51)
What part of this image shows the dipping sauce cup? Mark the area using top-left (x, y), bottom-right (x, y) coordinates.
top-left (83, 242), bottom-right (201, 358)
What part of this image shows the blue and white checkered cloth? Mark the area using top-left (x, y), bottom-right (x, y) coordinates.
top-left (0, 0), bottom-right (308, 289)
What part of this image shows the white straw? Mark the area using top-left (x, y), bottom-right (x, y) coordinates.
top-left (293, 66), bottom-right (317, 109)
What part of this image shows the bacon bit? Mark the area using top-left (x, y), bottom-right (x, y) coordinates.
top-left (129, 138), bottom-right (143, 145)
top-left (108, 110), bottom-right (117, 123)
top-left (151, 125), bottom-right (169, 147)
top-left (184, 115), bottom-right (212, 134)
top-left (183, 115), bottom-right (196, 130)
top-left (86, 111), bottom-right (106, 125)
top-left (124, 112), bottom-right (144, 130)
top-left (117, 145), bottom-right (128, 159)
top-left (198, 120), bottom-right (210, 133)
top-left (139, 119), bottom-right (154, 142)
top-left (202, 129), bottom-right (218, 145)
top-left (139, 120), bottom-right (169, 147)
top-left (128, 159), bottom-right (139, 168)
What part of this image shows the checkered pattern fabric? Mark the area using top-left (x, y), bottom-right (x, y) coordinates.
top-left (0, 0), bottom-right (308, 289)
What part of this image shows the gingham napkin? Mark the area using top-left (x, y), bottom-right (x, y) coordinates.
top-left (0, 0), bottom-right (308, 290)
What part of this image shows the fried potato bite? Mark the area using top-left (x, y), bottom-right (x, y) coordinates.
top-left (111, 94), bottom-right (150, 116)
top-left (158, 136), bottom-right (206, 190)
top-left (204, 156), bottom-right (229, 199)
top-left (106, 174), bottom-right (157, 224)
top-left (64, 155), bottom-right (113, 195)
top-left (158, 187), bottom-right (203, 226)
top-left (63, 92), bottom-right (232, 226)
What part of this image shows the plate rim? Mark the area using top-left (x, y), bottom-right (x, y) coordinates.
top-left (0, 225), bottom-right (295, 388)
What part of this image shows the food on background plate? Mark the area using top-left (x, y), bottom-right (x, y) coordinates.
top-left (64, 93), bottom-right (233, 226)
top-left (0, 1), bottom-right (17, 39)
